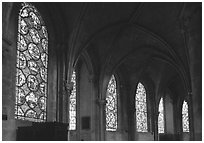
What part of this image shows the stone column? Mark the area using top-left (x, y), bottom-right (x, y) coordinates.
top-left (179, 3), bottom-right (202, 140)
top-left (186, 92), bottom-right (194, 140)
top-left (96, 98), bottom-right (106, 141)
top-left (64, 80), bottom-right (74, 140)
top-left (184, 4), bottom-right (202, 140)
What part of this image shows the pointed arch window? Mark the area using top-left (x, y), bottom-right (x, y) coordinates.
top-left (69, 70), bottom-right (77, 130)
top-left (135, 82), bottom-right (148, 132)
top-left (106, 75), bottom-right (117, 131)
top-left (182, 100), bottom-right (189, 132)
top-left (15, 3), bottom-right (48, 122)
top-left (158, 97), bottom-right (165, 133)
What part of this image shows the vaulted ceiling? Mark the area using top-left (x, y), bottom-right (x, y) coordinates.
top-left (37, 2), bottom-right (200, 96)
top-left (7, 2), bottom-right (201, 97)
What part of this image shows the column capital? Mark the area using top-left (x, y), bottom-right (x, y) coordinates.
top-left (64, 80), bottom-right (73, 92)
top-left (186, 92), bottom-right (193, 101)
top-left (96, 99), bottom-right (106, 106)
top-left (188, 91), bottom-right (193, 96)
top-left (88, 74), bottom-right (95, 83)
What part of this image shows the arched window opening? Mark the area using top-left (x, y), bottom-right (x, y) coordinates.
top-left (15, 2), bottom-right (48, 122)
top-left (158, 97), bottom-right (164, 133)
top-left (182, 100), bottom-right (190, 132)
top-left (135, 82), bottom-right (148, 132)
top-left (106, 75), bottom-right (117, 131)
top-left (69, 70), bottom-right (77, 130)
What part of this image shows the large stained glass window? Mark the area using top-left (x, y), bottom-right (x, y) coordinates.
top-left (106, 75), bottom-right (117, 131)
top-left (182, 101), bottom-right (189, 132)
top-left (135, 82), bottom-right (148, 132)
top-left (15, 3), bottom-right (48, 122)
top-left (69, 70), bottom-right (76, 130)
top-left (158, 97), bottom-right (164, 133)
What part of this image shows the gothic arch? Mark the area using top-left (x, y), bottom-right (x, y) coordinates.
top-left (138, 74), bottom-right (156, 133)
top-left (74, 50), bottom-right (95, 77)
top-left (4, 2), bottom-right (61, 123)
top-left (68, 49), bottom-right (97, 140)
top-left (97, 24), bottom-right (191, 103)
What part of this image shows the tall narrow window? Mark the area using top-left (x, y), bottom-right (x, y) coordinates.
top-left (135, 82), bottom-right (148, 132)
top-left (182, 100), bottom-right (189, 132)
top-left (158, 97), bottom-right (164, 133)
top-left (69, 70), bottom-right (76, 130)
top-left (106, 75), bottom-right (117, 131)
top-left (15, 3), bottom-right (48, 122)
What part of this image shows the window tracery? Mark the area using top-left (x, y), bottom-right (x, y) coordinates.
top-left (158, 97), bottom-right (164, 133)
top-left (106, 75), bottom-right (117, 131)
top-left (69, 70), bottom-right (76, 130)
top-left (182, 100), bottom-right (190, 132)
top-left (135, 82), bottom-right (148, 132)
top-left (15, 2), bottom-right (48, 122)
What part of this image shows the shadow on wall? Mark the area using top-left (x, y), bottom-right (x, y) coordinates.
top-left (159, 133), bottom-right (190, 141)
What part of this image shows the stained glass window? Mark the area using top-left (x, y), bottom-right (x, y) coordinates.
top-left (135, 82), bottom-right (148, 132)
top-left (69, 70), bottom-right (76, 130)
top-left (15, 3), bottom-right (48, 122)
top-left (106, 75), bottom-right (117, 131)
top-left (182, 101), bottom-right (189, 132)
top-left (158, 97), bottom-right (164, 133)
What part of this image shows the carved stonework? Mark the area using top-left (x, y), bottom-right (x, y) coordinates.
top-left (64, 80), bottom-right (73, 93)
